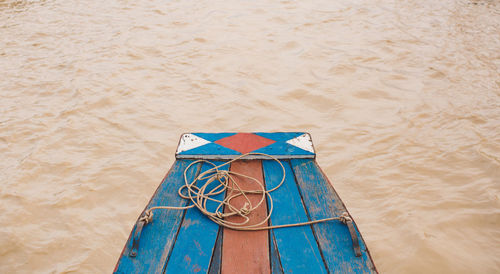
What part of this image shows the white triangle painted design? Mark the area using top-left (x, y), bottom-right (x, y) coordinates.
top-left (176, 134), bottom-right (211, 154)
top-left (286, 133), bottom-right (315, 153)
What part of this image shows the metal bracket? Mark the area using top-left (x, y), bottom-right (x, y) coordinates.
top-left (345, 220), bottom-right (362, 257)
top-left (129, 219), bottom-right (146, 257)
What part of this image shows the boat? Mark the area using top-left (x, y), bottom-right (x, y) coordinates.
top-left (114, 132), bottom-right (377, 273)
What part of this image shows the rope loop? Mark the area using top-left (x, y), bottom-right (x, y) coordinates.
top-left (139, 210), bottom-right (153, 224)
top-left (240, 202), bottom-right (251, 216)
top-left (339, 212), bottom-right (352, 224)
top-left (216, 170), bottom-right (229, 181)
top-left (145, 153), bottom-right (349, 231)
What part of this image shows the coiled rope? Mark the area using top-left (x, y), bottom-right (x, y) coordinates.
top-left (140, 152), bottom-right (352, 231)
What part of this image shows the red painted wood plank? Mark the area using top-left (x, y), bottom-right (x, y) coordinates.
top-left (222, 160), bottom-right (270, 274)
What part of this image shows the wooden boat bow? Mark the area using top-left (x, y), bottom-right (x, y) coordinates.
top-left (114, 132), bottom-right (377, 273)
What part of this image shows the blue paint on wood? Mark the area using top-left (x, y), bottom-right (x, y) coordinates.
top-left (193, 133), bottom-right (236, 142)
top-left (177, 132), bottom-right (315, 158)
top-left (191, 132), bottom-right (304, 143)
top-left (254, 141), bottom-right (314, 156)
top-left (254, 132), bottom-right (304, 142)
top-left (208, 227), bottom-right (223, 274)
top-left (290, 159), bottom-right (376, 274)
top-left (178, 142), bottom-right (241, 156)
top-left (269, 229), bottom-right (284, 274)
top-left (114, 160), bottom-right (201, 274)
top-left (262, 160), bottom-right (327, 273)
top-left (164, 161), bottom-right (229, 274)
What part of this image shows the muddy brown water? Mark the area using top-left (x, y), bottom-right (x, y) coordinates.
top-left (1, 0), bottom-right (499, 273)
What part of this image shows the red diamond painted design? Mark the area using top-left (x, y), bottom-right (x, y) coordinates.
top-left (214, 133), bottom-right (276, 154)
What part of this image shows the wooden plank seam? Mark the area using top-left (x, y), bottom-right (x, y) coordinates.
top-left (289, 159), bottom-right (330, 273)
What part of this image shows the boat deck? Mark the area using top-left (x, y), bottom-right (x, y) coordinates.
top-left (115, 132), bottom-right (376, 273)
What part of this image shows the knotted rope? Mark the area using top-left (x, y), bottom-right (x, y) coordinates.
top-left (143, 153), bottom-right (349, 231)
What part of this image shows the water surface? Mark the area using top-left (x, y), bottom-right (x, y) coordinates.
top-left (1, 0), bottom-right (499, 272)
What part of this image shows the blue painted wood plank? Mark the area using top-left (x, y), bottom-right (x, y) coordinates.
top-left (269, 229), bottom-right (284, 274)
top-left (114, 160), bottom-right (201, 274)
top-left (262, 160), bottom-right (327, 273)
top-left (164, 161), bottom-right (229, 274)
top-left (290, 159), bottom-right (376, 274)
top-left (208, 227), bottom-right (223, 274)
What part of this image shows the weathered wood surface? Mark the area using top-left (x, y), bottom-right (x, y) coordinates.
top-left (116, 133), bottom-right (377, 273)
top-left (291, 159), bottom-right (376, 273)
top-left (263, 160), bottom-right (327, 273)
top-left (214, 133), bottom-right (276, 154)
top-left (269, 230), bottom-right (284, 274)
top-left (164, 161), bottom-right (228, 273)
top-left (208, 227), bottom-right (223, 274)
top-left (114, 160), bottom-right (201, 274)
top-left (222, 160), bottom-right (270, 274)
top-left (176, 132), bottom-right (315, 159)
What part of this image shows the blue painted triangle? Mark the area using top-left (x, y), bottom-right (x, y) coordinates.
top-left (193, 133), bottom-right (237, 142)
top-left (178, 142), bottom-right (241, 156)
top-left (254, 132), bottom-right (304, 142)
top-left (253, 141), bottom-right (314, 155)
